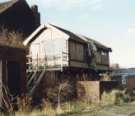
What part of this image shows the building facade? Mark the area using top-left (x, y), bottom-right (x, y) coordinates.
top-left (24, 24), bottom-right (112, 73)
top-left (0, 0), bottom-right (40, 38)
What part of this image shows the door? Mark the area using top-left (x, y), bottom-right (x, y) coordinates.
top-left (7, 61), bottom-right (21, 96)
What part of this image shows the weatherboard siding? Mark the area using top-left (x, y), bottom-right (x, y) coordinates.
top-left (29, 25), bottom-right (69, 69)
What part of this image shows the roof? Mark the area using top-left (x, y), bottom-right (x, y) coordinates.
top-left (0, 0), bottom-right (18, 13)
top-left (23, 24), bottom-right (46, 45)
top-left (51, 24), bottom-right (111, 51)
top-left (51, 24), bottom-right (87, 44)
top-left (76, 34), bottom-right (111, 51)
top-left (85, 36), bottom-right (112, 51)
top-left (24, 24), bottom-right (86, 45)
top-left (24, 23), bottom-right (112, 52)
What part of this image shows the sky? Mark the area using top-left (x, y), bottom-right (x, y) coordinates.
top-left (1, 0), bottom-right (135, 68)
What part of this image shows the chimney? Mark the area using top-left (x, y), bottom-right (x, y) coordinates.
top-left (31, 5), bottom-right (38, 13)
top-left (31, 5), bottom-right (41, 28)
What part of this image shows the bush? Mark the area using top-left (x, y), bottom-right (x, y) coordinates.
top-left (46, 81), bottom-right (73, 103)
top-left (101, 89), bottom-right (130, 105)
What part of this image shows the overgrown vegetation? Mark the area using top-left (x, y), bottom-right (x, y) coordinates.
top-left (0, 28), bottom-right (25, 49)
top-left (1, 87), bottom-right (135, 116)
top-left (101, 90), bottom-right (130, 105)
top-left (1, 71), bottom-right (135, 115)
top-left (45, 81), bottom-right (73, 104)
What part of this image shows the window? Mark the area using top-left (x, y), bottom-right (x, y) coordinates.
top-left (70, 41), bottom-right (85, 61)
top-left (101, 51), bottom-right (107, 56)
top-left (76, 43), bottom-right (84, 61)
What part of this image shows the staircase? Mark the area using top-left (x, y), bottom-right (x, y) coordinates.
top-left (27, 70), bottom-right (46, 96)
top-left (26, 54), bottom-right (47, 96)
top-left (26, 51), bottom-right (68, 96)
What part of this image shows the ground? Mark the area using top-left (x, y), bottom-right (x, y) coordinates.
top-left (1, 102), bottom-right (135, 116)
top-left (70, 102), bottom-right (135, 116)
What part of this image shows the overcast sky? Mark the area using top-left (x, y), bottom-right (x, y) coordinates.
top-left (1, 0), bottom-right (135, 68)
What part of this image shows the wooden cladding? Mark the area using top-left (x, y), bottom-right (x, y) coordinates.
top-left (96, 50), bottom-right (109, 65)
top-left (69, 41), bottom-right (85, 62)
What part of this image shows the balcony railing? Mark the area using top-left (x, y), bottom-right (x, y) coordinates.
top-left (27, 52), bottom-right (68, 72)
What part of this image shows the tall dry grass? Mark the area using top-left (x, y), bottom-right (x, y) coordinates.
top-left (0, 28), bottom-right (25, 49)
top-left (0, 89), bottom-right (134, 116)
top-left (101, 89), bottom-right (131, 105)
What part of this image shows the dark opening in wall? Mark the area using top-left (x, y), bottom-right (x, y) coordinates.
top-left (7, 61), bottom-right (21, 96)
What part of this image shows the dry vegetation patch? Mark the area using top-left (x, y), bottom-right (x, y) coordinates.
top-left (0, 29), bottom-right (25, 49)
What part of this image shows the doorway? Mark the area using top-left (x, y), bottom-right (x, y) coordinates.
top-left (7, 61), bottom-right (21, 96)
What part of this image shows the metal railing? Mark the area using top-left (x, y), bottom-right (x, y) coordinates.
top-left (27, 52), bottom-right (68, 72)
